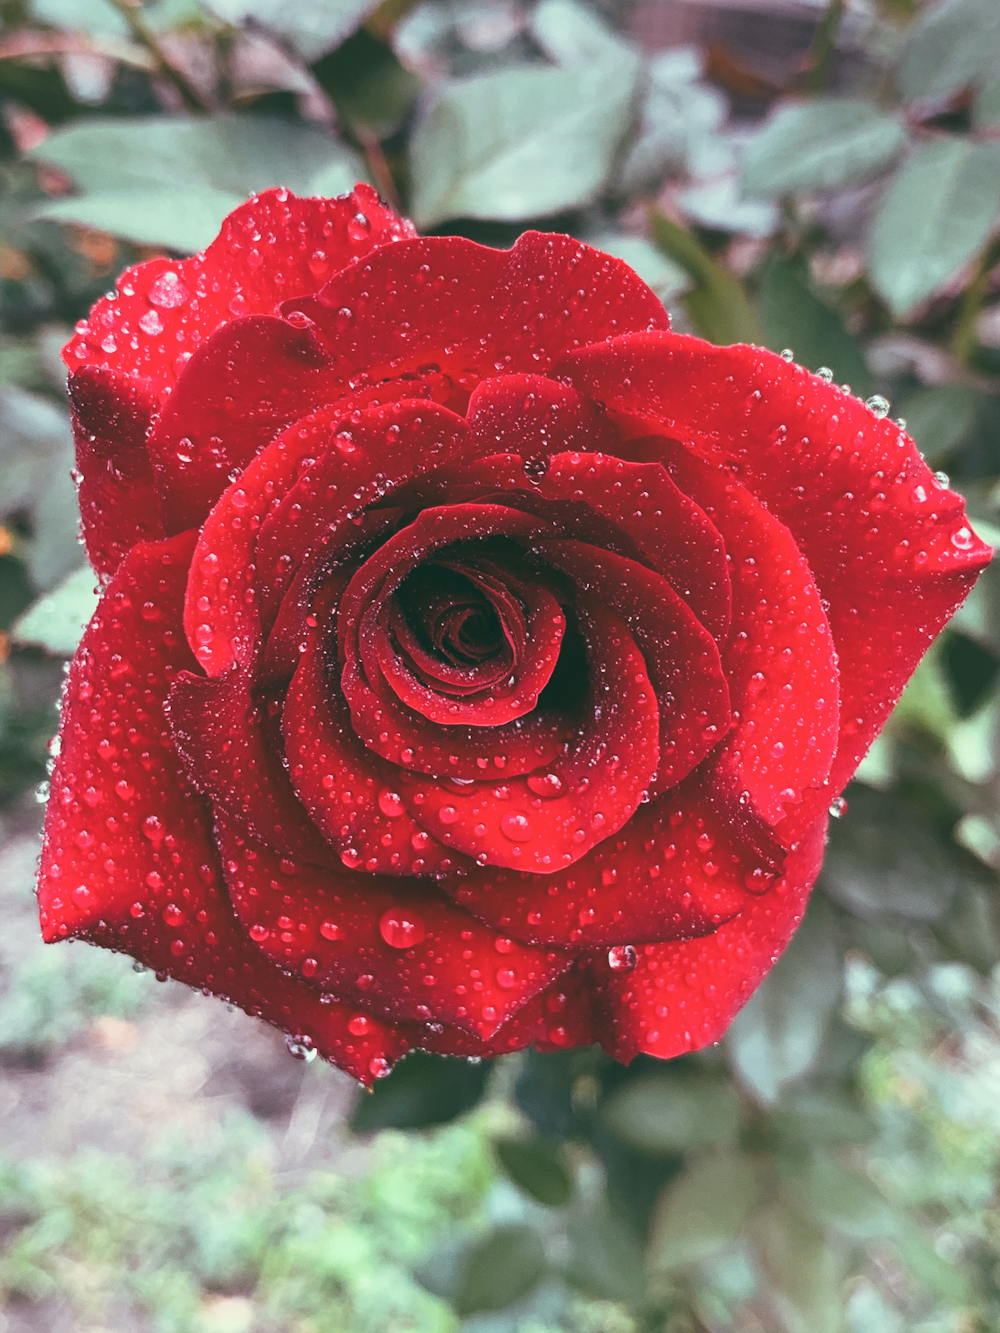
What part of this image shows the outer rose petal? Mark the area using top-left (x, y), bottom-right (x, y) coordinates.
top-left (441, 773), bottom-right (756, 949)
top-left (147, 316), bottom-right (338, 533)
top-left (593, 816), bottom-right (828, 1062)
top-left (37, 531), bottom-right (410, 1082)
top-left (215, 817), bottom-right (571, 1039)
top-left (165, 665), bottom-right (340, 869)
top-left (557, 333), bottom-right (991, 802)
top-left (657, 441), bottom-right (840, 828)
top-left (68, 366), bottom-right (164, 580)
top-left (419, 966), bottom-right (597, 1057)
top-left (282, 230), bottom-right (670, 384)
top-left (63, 185), bottom-right (415, 399)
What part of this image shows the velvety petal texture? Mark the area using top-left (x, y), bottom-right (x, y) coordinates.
top-left (39, 187), bottom-right (991, 1082)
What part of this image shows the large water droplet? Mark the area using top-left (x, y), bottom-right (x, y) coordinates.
top-left (379, 907), bottom-right (427, 949)
top-left (500, 811), bottom-right (533, 842)
top-left (608, 944), bottom-right (638, 972)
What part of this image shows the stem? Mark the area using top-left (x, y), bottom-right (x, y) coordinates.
top-left (105, 0), bottom-right (210, 113)
top-left (951, 239), bottom-right (1000, 366)
top-left (804, 0), bottom-right (845, 94)
top-left (354, 124), bottom-right (401, 213)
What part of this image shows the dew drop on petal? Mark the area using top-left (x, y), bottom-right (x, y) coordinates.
top-left (608, 944), bottom-right (638, 972)
top-left (500, 811), bottom-right (533, 841)
top-left (379, 907), bottom-right (427, 949)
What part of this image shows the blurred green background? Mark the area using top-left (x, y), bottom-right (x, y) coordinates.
top-left (3, 0), bottom-right (1000, 1329)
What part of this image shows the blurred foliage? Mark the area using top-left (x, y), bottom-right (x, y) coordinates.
top-left (3, 0), bottom-right (1000, 1329)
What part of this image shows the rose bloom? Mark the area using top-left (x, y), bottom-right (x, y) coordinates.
top-left (37, 186), bottom-right (989, 1082)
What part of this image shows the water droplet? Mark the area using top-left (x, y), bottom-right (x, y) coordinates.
top-left (286, 1036), bottom-right (317, 1061)
top-left (379, 907), bottom-right (427, 949)
top-left (816, 366), bottom-right (834, 383)
top-left (780, 348), bottom-right (794, 362)
top-left (608, 944), bottom-right (638, 972)
top-left (526, 771), bottom-right (565, 798)
top-left (865, 394), bottom-right (890, 418)
top-left (147, 271), bottom-right (190, 309)
top-left (496, 967), bottom-right (518, 989)
top-left (829, 796), bottom-right (848, 818)
top-left (319, 920), bottom-right (342, 940)
top-left (951, 526), bottom-right (975, 550)
top-left (500, 811), bottom-right (533, 841)
top-left (348, 1013), bottom-right (371, 1036)
top-left (378, 788), bottom-right (404, 818)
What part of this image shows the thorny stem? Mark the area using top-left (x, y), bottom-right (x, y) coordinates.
top-left (354, 124), bottom-right (402, 214)
top-left (804, 0), bottom-right (845, 93)
top-left (105, 0), bottom-right (210, 113)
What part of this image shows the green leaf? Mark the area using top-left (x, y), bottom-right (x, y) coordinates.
top-left (758, 255), bottom-right (871, 394)
top-left (753, 1202), bottom-right (842, 1333)
top-left (589, 234), bottom-right (691, 304)
top-left (898, 0), bottom-right (1000, 101)
top-left (933, 883), bottom-right (1000, 974)
top-left (726, 897), bottom-right (841, 1104)
top-left (648, 1152), bottom-right (759, 1272)
top-left (822, 783), bottom-right (963, 924)
top-left (452, 1225), bottom-right (546, 1316)
top-left (649, 210), bottom-right (762, 345)
top-left (0, 386), bottom-right (80, 591)
top-left (778, 1155), bottom-right (897, 1240)
top-left (203, 0), bottom-right (380, 62)
top-left (349, 1051), bottom-right (489, 1132)
top-left (726, 898), bottom-right (842, 1105)
top-left (975, 77), bottom-right (1000, 127)
top-left (900, 383), bottom-right (979, 462)
top-left (409, 61), bottom-right (639, 228)
top-left (30, 116), bottom-right (366, 253)
top-left (743, 99), bottom-right (905, 197)
top-left (312, 28), bottom-right (421, 138)
top-left (765, 1089), bottom-right (876, 1149)
top-left (566, 1201), bottom-right (646, 1302)
top-left (11, 565), bottom-right (99, 657)
top-left (867, 139), bottom-right (1000, 317)
top-left (601, 1073), bottom-right (740, 1155)
top-left (494, 1137), bottom-right (573, 1207)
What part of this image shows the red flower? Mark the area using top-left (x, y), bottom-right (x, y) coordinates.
top-left (38, 185), bottom-right (989, 1083)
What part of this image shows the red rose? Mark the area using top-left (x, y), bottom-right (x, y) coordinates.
top-left (38, 185), bottom-right (989, 1083)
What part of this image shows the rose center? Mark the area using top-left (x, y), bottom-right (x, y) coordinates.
top-left (395, 564), bottom-right (506, 666)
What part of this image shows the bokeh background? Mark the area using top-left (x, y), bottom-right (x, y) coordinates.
top-left (3, 0), bottom-right (1000, 1330)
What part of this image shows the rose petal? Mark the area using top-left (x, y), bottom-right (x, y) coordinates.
top-left (185, 397), bottom-right (468, 678)
top-left (37, 530), bottom-right (410, 1082)
top-left (534, 539), bottom-right (731, 792)
top-left (440, 772), bottom-right (756, 948)
top-left (147, 315), bottom-right (337, 532)
top-left (281, 230), bottom-right (670, 388)
top-left (338, 503), bottom-right (573, 778)
top-left (592, 815), bottom-right (828, 1061)
top-left (283, 627), bottom-right (463, 878)
top-left (401, 594), bottom-right (661, 873)
top-left (417, 966), bottom-right (596, 1057)
top-left (68, 365), bottom-right (164, 580)
top-left (63, 185), bottom-right (414, 399)
top-left (254, 397), bottom-right (473, 628)
top-left (216, 816), bottom-right (571, 1039)
top-left (557, 333), bottom-right (991, 805)
top-left (166, 665), bottom-right (339, 868)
